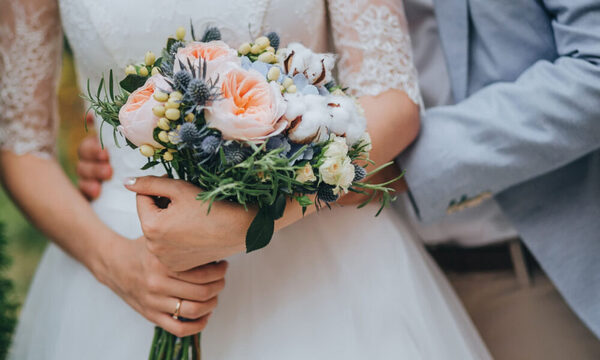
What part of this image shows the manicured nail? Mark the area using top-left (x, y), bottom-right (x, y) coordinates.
top-left (123, 177), bottom-right (137, 186)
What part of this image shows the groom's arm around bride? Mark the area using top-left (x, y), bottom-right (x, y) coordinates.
top-left (400, 0), bottom-right (600, 338)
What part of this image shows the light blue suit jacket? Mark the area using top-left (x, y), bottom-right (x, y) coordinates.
top-left (400, 0), bottom-right (600, 337)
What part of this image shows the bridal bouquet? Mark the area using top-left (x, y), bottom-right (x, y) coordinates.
top-left (86, 24), bottom-right (401, 359)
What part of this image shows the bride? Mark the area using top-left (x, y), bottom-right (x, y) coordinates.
top-left (1, 0), bottom-right (492, 358)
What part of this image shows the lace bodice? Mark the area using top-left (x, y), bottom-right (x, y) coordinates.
top-left (0, 0), bottom-right (420, 158)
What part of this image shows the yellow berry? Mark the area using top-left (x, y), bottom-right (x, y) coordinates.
top-left (139, 144), bottom-right (155, 157)
top-left (258, 52), bottom-right (276, 64)
top-left (250, 43), bottom-right (262, 55)
top-left (125, 65), bottom-right (137, 75)
top-left (238, 43), bottom-right (251, 55)
top-left (152, 105), bottom-right (166, 117)
top-left (169, 91), bottom-right (183, 101)
top-left (168, 131), bottom-right (179, 142)
top-left (138, 67), bottom-right (149, 77)
top-left (163, 152), bottom-right (174, 161)
top-left (287, 85), bottom-right (297, 94)
top-left (165, 108), bottom-right (180, 120)
top-left (265, 46), bottom-right (275, 53)
top-left (267, 66), bottom-right (281, 82)
top-left (184, 113), bottom-right (195, 122)
top-left (175, 26), bottom-right (186, 41)
top-left (255, 36), bottom-right (270, 49)
top-left (157, 117), bottom-right (171, 131)
top-left (165, 100), bottom-right (180, 109)
top-left (151, 67), bottom-right (160, 76)
top-left (153, 91), bottom-right (169, 102)
top-left (282, 77), bottom-right (294, 88)
top-left (144, 51), bottom-right (156, 66)
top-left (158, 131), bottom-right (170, 143)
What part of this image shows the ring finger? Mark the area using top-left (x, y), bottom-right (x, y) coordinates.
top-left (155, 296), bottom-right (218, 320)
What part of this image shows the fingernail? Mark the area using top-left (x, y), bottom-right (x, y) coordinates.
top-left (123, 177), bottom-right (137, 186)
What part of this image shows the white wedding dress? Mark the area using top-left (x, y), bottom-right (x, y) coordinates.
top-left (1, 0), bottom-right (492, 358)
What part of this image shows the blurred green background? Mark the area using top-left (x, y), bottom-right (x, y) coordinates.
top-left (1, 46), bottom-right (87, 307)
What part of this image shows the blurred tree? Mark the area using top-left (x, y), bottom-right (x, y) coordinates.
top-left (0, 223), bottom-right (17, 360)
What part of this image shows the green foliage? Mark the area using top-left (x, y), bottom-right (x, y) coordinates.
top-left (0, 223), bottom-right (17, 360)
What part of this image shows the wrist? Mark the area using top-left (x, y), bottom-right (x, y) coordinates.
top-left (87, 231), bottom-right (126, 286)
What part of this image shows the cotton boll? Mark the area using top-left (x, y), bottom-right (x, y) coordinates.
top-left (327, 96), bottom-right (367, 145)
top-left (282, 43), bottom-right (335, 86)
top-left (288, 109), bottom-right (328, 144)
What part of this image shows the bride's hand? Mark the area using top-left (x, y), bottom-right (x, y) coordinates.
top-left (124, 176), bottom-right (251, 271)
top-left (96, 236), bottom-right (228, 337)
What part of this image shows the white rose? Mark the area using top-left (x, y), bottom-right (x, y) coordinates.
top-left (296, 163), bottom-right (317, 183)
top-left (324, 135), bottom-right (348, 159)
top-left (319, 155), bottom-right (355, 193)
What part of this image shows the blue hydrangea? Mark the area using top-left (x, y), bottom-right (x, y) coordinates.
top-left (266, 135), bottom-right (291, 155)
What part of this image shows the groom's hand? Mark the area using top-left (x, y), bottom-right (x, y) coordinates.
top-left (77, 114), bottom-right (112, 200)
top-left (124, 176), bottom-right (250, 271)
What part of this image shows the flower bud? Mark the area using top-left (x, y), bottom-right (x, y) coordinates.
top-left (265, 46), bottom-right (275, 53)
top-left (250, 43), bottom-right (262, 55)
top-left (151, 67), bottom-right (160, 76)
top-left (258, 52), bottom-right (277, 64)
top-left (282, 77), bottom-right (294, 89)
top-left (163, 151), bottom-right (174, 161)
top-left (152, 105), bottom-right (166, 117)
top-left (267, 66), bottom-right (281, 82)
top-left (125, 65), bottom-right (137, 75)
top-left (175, 26), bottom-right (186, 41)
top-left (138, 67), bottom-right (149, 77)
top-left (169, 91), bottom-right (183, 101)
top-left (286, 85), bottom-right (297, 94)
top-left (165, 100), bottom-right (180, 109)
top-left (331, 88), bottom-right (345, 97)
top-left (238, 42), bottom-right (251, 55)
top-left (144, 51), bottom-right (156, 66)
top-left (165, 108), bottom-right (181, 120)
top-left (158, 130), bottom-right (170, 143)
top-left (139, 144), bottom-right (155, 157)
top-left (153, 91), bottom-right (169, 102)
top-left (157, 117), bottom-right (171, 130)
top-left (255, 36), bottom-right (270, 49)
top-left (184, 112), bottom-right (195, 122)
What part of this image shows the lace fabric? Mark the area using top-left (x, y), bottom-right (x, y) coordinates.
top-left (328, 0), bottom-right (421, 105)
top-left (0, 0), bottom-right (62, 158)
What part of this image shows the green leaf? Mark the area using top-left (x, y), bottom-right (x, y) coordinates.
top-left (141, 161), bottom-right (159, 170)
top-left (246, 206), bottom-right (275, 253)
top-left (119, 74), bottom-right (148, 93)
top-left (166, 37), bottom-right (177, 53)
top-left (296, 195), bottom-right (313, 207)
top-left (109, 69), bottom-right (114, 101)
top-left (96, 77), bottom-right (104, 99)
top-left (269, 193), bottom-right (286, 220)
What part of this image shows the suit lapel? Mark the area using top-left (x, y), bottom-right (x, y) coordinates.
top-left (432, 0), bottom-right (470, 102)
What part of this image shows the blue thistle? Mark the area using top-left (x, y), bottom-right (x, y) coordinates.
top-left (223, 143), bottom-right (251, 165)
top-left (265, 32), bottom-right (280, 51)
top-left (353, 164), bottom-right (367, 182)
top-left (173, 71), bottom-right (192, 93)
top-left (202, 27), bottom-right (222, 42)
top-left (178, 123), bottom-right (202, 146)
top-left (186, 78), bottom-right (211, 104)
top-left (317, 184), bottom-right (339, 203)
top-left (169, 41), bottom-right (186, 56)
top-left (200, 135), bottom-right (221, 155)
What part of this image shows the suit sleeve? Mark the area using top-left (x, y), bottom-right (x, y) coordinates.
top-left (399, 0), bottom-right (600, 223)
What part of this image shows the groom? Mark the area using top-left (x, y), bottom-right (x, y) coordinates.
top-left (400, 0), bottom-right (600, 343)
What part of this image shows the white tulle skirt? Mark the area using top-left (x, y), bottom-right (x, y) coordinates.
top-left (10, 180), bottom-right (491, 359)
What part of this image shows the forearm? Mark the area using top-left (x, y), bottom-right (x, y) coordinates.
top-left (0, 151), bottom-right (121, 278)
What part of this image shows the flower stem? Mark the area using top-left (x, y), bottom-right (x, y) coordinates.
top-left (149, 327), bottom-right (162, 360)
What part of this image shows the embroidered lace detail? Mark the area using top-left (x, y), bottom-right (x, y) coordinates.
top-left (328, 0), bottom-right (421, 104)
top-left (0, 0), bottom-right (62, 157)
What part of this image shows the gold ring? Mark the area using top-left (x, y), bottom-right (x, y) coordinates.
top-left (172, 298), bottom-right (182, 320)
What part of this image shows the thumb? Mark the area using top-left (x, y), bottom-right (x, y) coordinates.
top-left (123, 175), bottom-right (183, 199)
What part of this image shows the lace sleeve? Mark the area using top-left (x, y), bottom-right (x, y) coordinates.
top-left (327, 0), bottom-right (421, 104)
top-left (0, 0), bottom-right (62, 158)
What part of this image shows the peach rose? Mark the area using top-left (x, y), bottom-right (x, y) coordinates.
top-left (118, 75), bottom-right (170, 147)
top-left (205, 67), bottom-right (287, 141)
top-left (173, 41), bottom-right (239, 74)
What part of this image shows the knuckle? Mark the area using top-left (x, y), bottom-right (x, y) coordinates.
top-left (145, 275), bottom-right (161, 293)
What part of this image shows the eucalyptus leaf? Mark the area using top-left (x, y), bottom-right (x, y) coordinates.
top-left (141, 161), bottom-right (160, 170)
